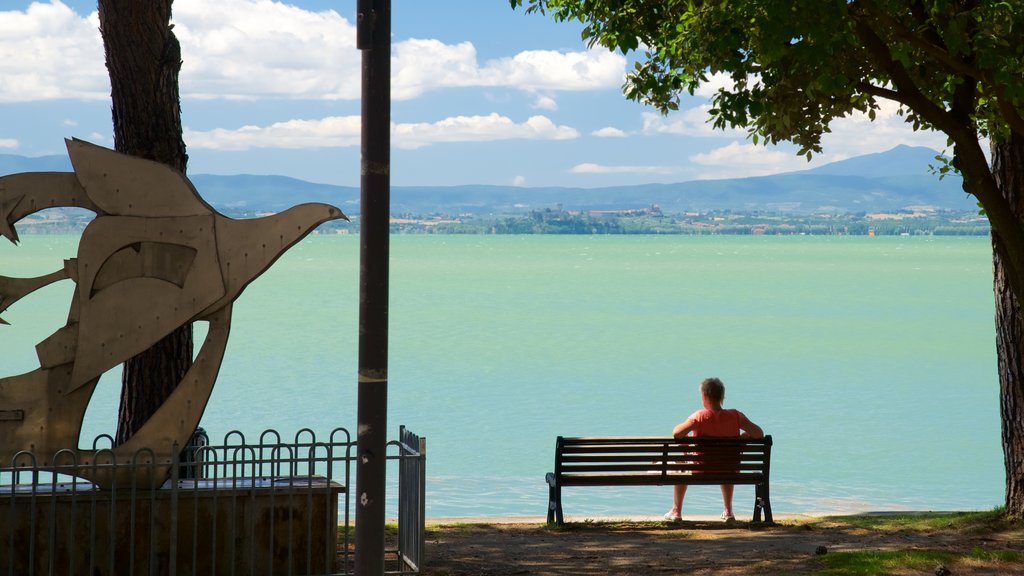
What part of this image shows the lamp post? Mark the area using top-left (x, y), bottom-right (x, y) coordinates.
top-left (355, 0), bottom-right (390, 574)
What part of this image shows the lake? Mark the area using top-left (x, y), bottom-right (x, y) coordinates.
top-left (0, 234), bottom-right (1003, 518)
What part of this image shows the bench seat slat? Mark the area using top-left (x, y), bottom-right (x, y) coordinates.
top-left (561, 464), bottom-right (767, 473)
top-left (561, 454), bottom-right (767, 463)
top-left (562, 447), bottom-right (767, 456)
top-left (562, 440), bottom-right (767, 446)
top-left (558, 473), bottom-right (765, 486)
top-left (561, 436), bottom-right (770, 441)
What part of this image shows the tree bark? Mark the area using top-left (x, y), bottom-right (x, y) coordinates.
top-left (97, 0), bottom-right (193, 446)
top-left (991, 132), bottom-right (1024, 520)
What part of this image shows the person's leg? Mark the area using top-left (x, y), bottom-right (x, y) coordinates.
top-left (720, 484), bottom-right (735, 519)
top-left (665, 484), bottom-right (687, 519)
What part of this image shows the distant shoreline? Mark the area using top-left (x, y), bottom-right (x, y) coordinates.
top-left (12, 206), bottom-right (992, 237)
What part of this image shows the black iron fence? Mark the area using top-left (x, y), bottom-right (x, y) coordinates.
top-left (392, 426), bottom-right (425, 574)
top-left (1, 426), bottom-right (425, 576)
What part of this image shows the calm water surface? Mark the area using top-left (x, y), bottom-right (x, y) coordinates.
top-left (0, 234), bottom-right (1002, 517)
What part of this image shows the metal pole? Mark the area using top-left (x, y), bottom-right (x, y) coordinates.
top-left (355, 0), bottom-right (390, 574)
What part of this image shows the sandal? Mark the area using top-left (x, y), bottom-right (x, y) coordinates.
top-left (721, 512), bottom-right (736, 523)
top-left (664, 511), bottom-right (682, 522)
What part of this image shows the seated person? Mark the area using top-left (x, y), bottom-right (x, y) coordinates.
top-left (664, 377), bottom-right (764, 522)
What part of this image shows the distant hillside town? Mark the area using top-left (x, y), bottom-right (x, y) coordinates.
top-left (375, 205), bottom-right (989, 236)
top-left (11, 204), bottom-right (989, 237)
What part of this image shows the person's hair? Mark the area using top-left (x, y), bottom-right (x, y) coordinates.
top-left (700, 377), bottom-right (726, 405)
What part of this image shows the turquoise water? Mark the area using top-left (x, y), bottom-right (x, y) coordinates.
top-left (0, 234), bottom-right (1003, 517)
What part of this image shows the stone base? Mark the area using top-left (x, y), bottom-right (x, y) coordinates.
top-left (1, 476), bottom-right (344, 576)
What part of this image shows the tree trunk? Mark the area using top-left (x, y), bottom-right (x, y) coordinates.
top-left (991, 132), bottom-right (1024, 520)
top-left (97, 0), bottom-right (193, 446)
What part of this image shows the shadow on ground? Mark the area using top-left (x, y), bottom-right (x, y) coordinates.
top-left (422, 519), bottom-right (1024, 575)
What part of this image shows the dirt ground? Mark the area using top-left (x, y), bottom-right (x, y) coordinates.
top-left (420, 517), bottom-right (1024, 575)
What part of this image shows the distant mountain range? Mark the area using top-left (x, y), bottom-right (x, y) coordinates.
top-left (0, 144), bottom-right (975, 215)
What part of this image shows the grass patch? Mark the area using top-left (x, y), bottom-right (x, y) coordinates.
top-left (967, 546), bottom-right (1024, 562)
top-left (814, 546), bottom-right (1024, 575)
top-left (427, 522), bottom-right (506, 535)
top-left (337, 522), bottom-right (398, 544)
top-left (814, 507), bottom-right (1015, 533)
top-left (816, 549), bottom-right (956, 575)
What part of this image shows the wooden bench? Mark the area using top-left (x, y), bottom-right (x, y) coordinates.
top-left (546, 435), bottom-right (773, 525)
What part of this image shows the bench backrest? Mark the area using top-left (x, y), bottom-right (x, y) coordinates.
top-left (553, 436), bottom-right (772, 485)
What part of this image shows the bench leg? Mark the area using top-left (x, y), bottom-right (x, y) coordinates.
top-left (547, 489), bottom-right (557, 525)
top-left (546, 474), bottom-right (564, 526)
top-left (753, 484), bottom-right (763, 522)
top-left (549, 495), bottom-right (564, 526)
top-left (753, 482), bottom-right (773, 523)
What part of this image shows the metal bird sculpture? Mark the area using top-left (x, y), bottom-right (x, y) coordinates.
top-left (0, 139), bottom-right (346, 488)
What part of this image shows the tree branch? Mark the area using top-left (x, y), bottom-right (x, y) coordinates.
top-left (853, 0), bottom-right (986, 82)
top-left (850, 17), bottom-right (959, 138)
top-left (857, 82), bottom-right (904, 105)
top-left (908, 0), bottom-right (946, 49)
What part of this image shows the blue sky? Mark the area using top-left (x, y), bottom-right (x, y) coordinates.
top-left (0, 0), bottom-right (949, 187)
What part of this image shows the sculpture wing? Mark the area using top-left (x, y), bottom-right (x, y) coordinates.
top-left (66, 138), bottom-right (212, 217)
top-left (68, 214), bottom-right (225, 390)
top-left (0, 267), bottom-right (69, 325)
top-left (1, 172), bottom-right (100, 244)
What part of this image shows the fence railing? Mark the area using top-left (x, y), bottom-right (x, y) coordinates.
top-left (2, 426), bottom-right (425, 576)
top-left (392, 426), bottom-right (426, 574)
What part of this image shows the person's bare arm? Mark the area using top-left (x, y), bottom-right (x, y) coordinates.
top-left (672, 417), bottom-right (696, 439)
top-left (738, 413), bottom-right (764, 439)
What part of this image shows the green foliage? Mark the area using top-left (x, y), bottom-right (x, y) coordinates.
top-left (929, 150), bottom-right (956, 181)
top-left (510, 0), bottom-right (1024, 158)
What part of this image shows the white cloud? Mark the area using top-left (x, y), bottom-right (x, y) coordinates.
top-left (689, 142), bottom-right (808, 178)
top-left (186, 113), bottom-right (579, 150)
top-left (533, 95), bottom-right (558, 111)
top-left (478, 49), bottom-right (625, 92)
top-left (186, 116), bottom-right (361, 151)
top-left (394, 113), bottom-right (579, 149)
top-left (647, 80), bottom-right (946, 157)
top-left (642, 107), bottom-right (744, 138)
top-left (174, 0), bottom-right (359, 100)
top-left (570, 163), bottom-right (673, 175)
top-left (821, 100), bottom-right (949, 158)
top-left (0, 1), bottom-right (106, 102)
top-left (0, 138), bottom-right (19, 149)
top-left (389, 38), bottom-right (476, 100)
top-left (392, 39), bottom-right (624, 99)
top-left (513, 175), bottom-right (526, 186)
top-left (0, 1), bottom-right (626, 103)
top-left (693, 71), bottom-right (738, 98)
top-left (592, 127), bottom-right (627, 138)
top-left (683, 101), bottom-right (953, 178)
top-left (646, 97), bottom-right (950, 178)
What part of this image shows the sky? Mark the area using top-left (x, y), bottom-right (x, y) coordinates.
top-left (0, 0), bottom-right (950, 188)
